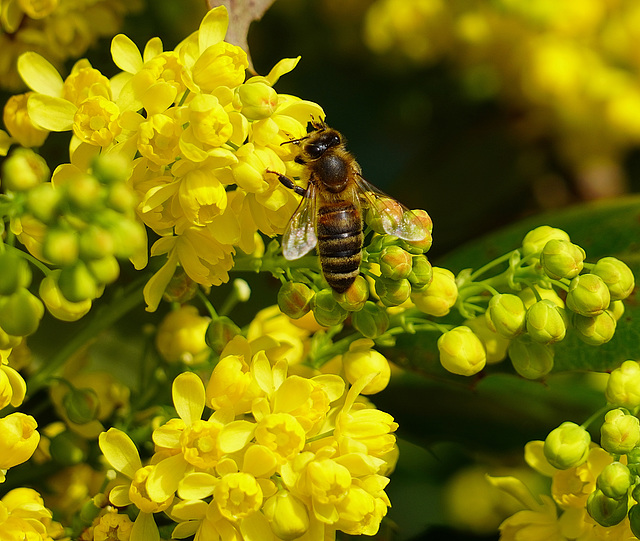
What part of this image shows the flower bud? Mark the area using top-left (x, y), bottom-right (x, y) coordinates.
top-left (162, 267), bottom-right (199, 304)
top-left (587, 489), bottom-right (627, 527)
top-left (312, 289), bottom-right (348, 326)
top-left (43, 228), bottom-right (79, 266)
top-left (521, 226), bottom-right (570, 257)
top-left (263, 491), bottom-right (309, 541)
top-left (507, 336), bottom-right (554, 379)
top-left (437, 326), bottom-right (486, 376)
top-left (62, 385), bottom-right (100, 425)
top-left (58, 262), bottom-right (98, 302)
top-left (333, 275), bottom-right (368, 312)
top-left (78, 226), bottom-right (115, 260)
top-left (366, 198), bottom-right (404, 236)
top-left (87, 256), bottom-right (120, 285)
top-left (629, 503), bottom-right (640, 538)
top-left (0, 288), bottom-right (44, 336)
top-left (0, 327), bottom-right (21, 350)
top-left (3, 93), bottom-right (49, 148)
top-left (566, 274), bottom-right (610, 316)
top-left (597, 462), bottom-right (632, 500)
top-left (1, 148), bottom-right (50, 191)
top-left (0, 412), bottom-right (40, 469)
top-left (600, 408), bottom-right (640, 454)
top-left (156, 305), bottom-right (210, 364)
top-left (0, 250), bottom-right (32, 296)
top-left (25, 182), bottom-right (61, 223)
top-left (606, 360), bottom-right (640, 409)
top-left (485, 293), bottom-right (526, 339)
top-left (608, 300), bottom-right (625, 321)
top-left (92, 153), bottom-right (130, 185)
top-left (464, 316), bottom-right (510, 364)
top-left (206, 316), bottom-right (241, 354)
top-left (401, 209), bottom-right (433, 252)
top-left (375, 277), bottom-right (411, 307)
top-left (572, 311), bottom-right (616, 346)
top-left (342, 339), bottom-right (391, 394)
top-left (411, 267), bottom-right (457, 317)
top-left (108, 217), bottom-right (146, 259)
top-left (106, 182), bottom-right (137, 213)
top-left (525, 300), bottom-right (566, 344)
top-left (49, 430), bottom-right (89, 467)
top-left (378, 246), bottom-right (413, 280)
top-left (351, 301), bottom-right (389, 339)
top-left (366, 234), bottom-right (399, 255)
top-left (65, 174), bottom-right (103, 210)
top-left (591, 257), bottom-right (635, 301)
top-left (39, 271), bottom-right (92, 322)
top-left (543, 421), bottom-right (590, 469)
top-left (540, 239), bottom-right (585, 280)
top-left (278, 282), bottom-right (314, 319)
top-left (407, 254), bottom-right (433, 290)
top-left (237, 82), bottom-right (278, 120)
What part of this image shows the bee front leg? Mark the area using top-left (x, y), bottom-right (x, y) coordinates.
top-left (267, 170), bottom-right (308, 197)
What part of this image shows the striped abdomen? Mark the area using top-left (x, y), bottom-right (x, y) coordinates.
top-left (316, 200), bottom-right (363, 293)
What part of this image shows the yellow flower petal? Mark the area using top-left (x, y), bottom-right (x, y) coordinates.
top-left (98, 428), bottom-right (142, 479)
top-left (0, 130), bottom-right (13, 156)
top-left (27, 95), bottom-right (76, 132)
top-left (243, 444), bottom-right (277, 478)
top-left (111, 34), bottom-right (144, 74)
top-left (143, 37), bottom-right (164, 62)
top-left (146, 453), bottom-right (187, 503)
top-left (266, 57), bottom-right (301, 86)
top-left (17, 52), bottom-right (64, 96)
top-left (131, 511), bottom-right (159, 541)
top-left (198, 5), bottom-right (229, 53)
top-left (218, 420), bottom-right (255, 454)
top-left (143, 250), bottom-right (178, 312)
top-left (173, 371), bottom-right (205, 425)
top-left (178, 472), bottom-right (217, 500)
top-left (108, 484), bottom-right (132, 507)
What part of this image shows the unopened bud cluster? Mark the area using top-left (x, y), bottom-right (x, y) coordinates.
top-left (0, 150), bottom-right (145, 336)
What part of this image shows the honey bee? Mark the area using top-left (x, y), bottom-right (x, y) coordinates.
top-left (270, 120), bottom-right (428, 293)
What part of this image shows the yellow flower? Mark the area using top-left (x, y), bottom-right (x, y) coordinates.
top-left (90, 509), bottom-right (134, 541)
top-left (3, 93), bottom-right (49, 148)
top-left (0, 359), bottom-right (27, 410)
top-left (0, 412), bottom-right (40, 470)
top-left (0, 487), bottom-right (63, 541)
top-left (155, 304), bottom-right (210, 364)
top-left (72, 96), bottom-right (121, 147)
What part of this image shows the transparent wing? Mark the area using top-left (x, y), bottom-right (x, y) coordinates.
top-left (355, 173), bottom-right (428, 241)
top-left (281, 182), bottom-right (318, 260)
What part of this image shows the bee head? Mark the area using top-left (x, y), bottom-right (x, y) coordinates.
top-left (302, 128), bottom-right (342, 160)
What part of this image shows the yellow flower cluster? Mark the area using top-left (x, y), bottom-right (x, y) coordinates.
top-left (98, 334), bottom-right (397, 541)
top-left (8, 6), bottom-right (324, 311)
top-left (0, 487), bottom-right (64, 540)
top-left (363, 0), bottom-right (640, 178)
top-left (0, 0), bottom-right (142, 91)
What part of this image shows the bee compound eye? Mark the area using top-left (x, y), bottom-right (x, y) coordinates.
top-left (305, 143), bottom-right (324, 159)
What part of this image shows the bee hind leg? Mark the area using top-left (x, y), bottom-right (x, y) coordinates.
top-left (267, 170), bottom-right (307, 197)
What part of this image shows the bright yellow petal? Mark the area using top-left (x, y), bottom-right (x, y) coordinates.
top-left (198, 5), bottom-right (229, 53)
top-left (266, 57), bottom-right (301, 86)
top-left (109, 483), bottom-right (132, 507)
top-left (131, 512), bottom-right (160, 541)
top-left (218, 420), bottom-right (255, 454)
top-left (173, 371), bottom-right (205, 425)
top-left (146, 454), bottom-right (187, 502)
top-left (143, 250), bottom-right (178, 312)
top-left (111, 34), bottom-right (143, 74)
top-left (171, 498), bottom-right (208, 521)
top-left (17, 52), bottom-right (64, 96)
top-left (178, 472), bottom-right (217, 500)
top-left (27, 95), bottom-right (76, 131)
top-left (143, 37), bottom-right (164, 62)
top-left (98, 428), bottom-right (142, 478)
top-left (3, 366), bottom-right (26, 407)
top-left (0, 130), bottom-right (13, 156)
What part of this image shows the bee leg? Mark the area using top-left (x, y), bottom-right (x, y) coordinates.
top-left (267, 169), bottom-right (307, 197)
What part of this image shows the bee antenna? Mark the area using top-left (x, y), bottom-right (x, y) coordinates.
top-left (280, 133), bottom-right (308, 146)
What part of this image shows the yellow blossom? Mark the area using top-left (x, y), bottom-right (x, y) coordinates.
top-left (3, 93), bottom-right (49, 147)
top-left (0, 412), bottom-right (40, 469)
top-left (155, 304), bottom-right (210, 364)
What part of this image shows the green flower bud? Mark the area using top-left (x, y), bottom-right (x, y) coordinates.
top-left (375, 277), bottom-right (411, 307)
top-left (79, 226), bottom-right (115, 260)
top-left (78, 495), bottom-right (104, 526)
top-left (591, 257), bottom-right (635, 301)
top-left (608, 300), bottom-right (625, 321)
top-left (1, 147), bottom-right (50, 191)
top-left (629, 503), bottom-right (640, 539)
top-left (278, 282), bottom-right (315, 319)
top-left (437, 326), bottom-right (487, 376)
top-left (587, 489), bottom-right (627, 527)
top-left (39, 271), bottom-right (92, 322)
top-left (566, 274), bottom-right (610, 316)
top-left (543, 421), bottom-right (591, 469)
top-left (521, 226), bottom-right (570, 258)
top-left (65, 174), bottom-right (104, 210)
top-left (0, 326), bottom-right (21, 350)
top-left (540, 239), bottom-right (585, 280)
top-left (351, 301), bottom-right (389, 339)
top-left (600, 408), bottom-right (640, 454)
top-left (485, 293), bottom-right (526, 339)
top-left (0, 250), bottom-right (31, 296)
top-left (25, 182), bottom-right (61, 223)
top-left (525, 299), bottom-right (566, 344)
top-left (206, 316), bottom-right (242, 354)
top-left (379, 245), bottom-right (413, 280)
top-left (572, 310), bottom-right (616, 346)
top-left (400, 209), bottom-right (433, 252)
top-left (58, 262), bottom-right (98, 302)
top-left (333, 275), bottom-right (368, 312)
top-left (49, 430), bottom-right (89, 467)
top-left (366, 234), bottom-right (399, 255)
top-left (408, 254), bottom-right (433, 290)
top-left (237, 82), bottom-right (278, 120)
top-left (109, 217), bottom-right (146, 259)
top-left (311, 289), bottom-right (348, 326)
top-left (606, 360), bottom-right (640, 409)
top-left (411, 267), bottom-right (457, 316)
top-left (43, 228), bottom-right (79, 266)
top-left (464, 316), bottom-right (510, 364)
top-left (508, 335), bottom-right (554, 379)
top-left (163, 267), bottom-right (199, 304)
top-left (91, 153), bottom-right (129, 185)
top-left (106, 182), bottom-right (137, 213)
top-left (62, 385), bottom-right (100, 425)
top-left (597, 462), bottom-right (632, 500)
top-left (87, 256), bottom-right (120, 285)
top-left (0, 287), bottom-right (44, 336)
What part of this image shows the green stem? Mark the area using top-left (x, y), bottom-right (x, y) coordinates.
top-left (581, 405), bottom-right (610, 430)
top-left (232, 254), bottom-right (320, 274)
top-left (468, 250), bottom-right (515, 281)
top-left (4, 243), bottom-right (50, 276)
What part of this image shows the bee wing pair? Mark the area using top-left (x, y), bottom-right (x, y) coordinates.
top-left (281, 174), bottom-right (427, 261)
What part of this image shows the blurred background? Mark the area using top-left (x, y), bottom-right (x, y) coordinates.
top-left (4, 0), bottom-right (640, 539)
